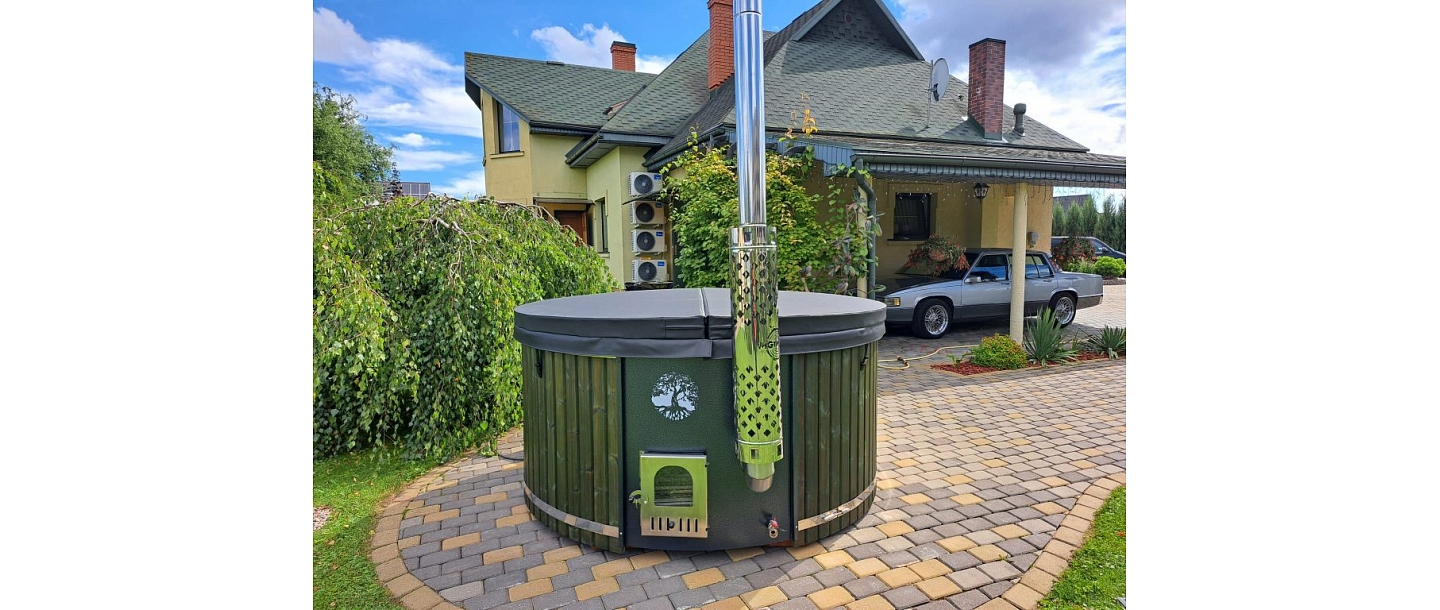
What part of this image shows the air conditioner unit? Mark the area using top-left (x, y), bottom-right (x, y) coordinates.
top-left (632, 229), bottom-right (666, 254)
top-left (633, 259), bottom-right (670, 283)
top-left (631, 200), bottom-right (666, 225)
top-left (629, 172), bottom-right (664, 197)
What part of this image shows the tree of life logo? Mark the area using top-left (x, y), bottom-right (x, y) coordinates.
top-left (652, 372), bottom-right (699, 421)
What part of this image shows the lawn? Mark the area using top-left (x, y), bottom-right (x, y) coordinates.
top-left (1039, 486), bottom-right (1126, 610)
top-left (313, 448), bottom-right (444, 609)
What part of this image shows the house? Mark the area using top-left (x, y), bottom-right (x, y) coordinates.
top-left (463, 0), bottom-right (1125, 290)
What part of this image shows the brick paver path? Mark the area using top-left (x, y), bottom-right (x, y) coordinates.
top-left (369, 285), bottom-right (1126, 610)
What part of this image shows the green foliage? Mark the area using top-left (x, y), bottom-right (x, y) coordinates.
top-left (1039, 486), bottom-right (1126, 610)
top-left (1023, 308), bottom-right (1079, 366)
top-left (1052, 236), bottom-right (1095, 269)
top-left (899, 236), bottom-right (968, 276)
top-left (1062, 195), bottom-right (1098, 237)
top-left (314, 84), bottom-right (396, 191)
top-left (1084, 326), bottom-right (1127, 359)
top-left (1062, 259), bottom-right (1097, 275)
top-left (313, 164), bottom-right (617, 460)
top-left (968, 334), bottom-right (1028, 370)
top-left (1094, 256), bottom-right (1126, 278)
top-left (1052, 203), bottom-right (1068, 238)
top-left (661, 135), bottom-right (873, 293)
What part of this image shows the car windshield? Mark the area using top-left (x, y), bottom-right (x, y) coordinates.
top-left (895, 251), bottom-right (981, 280)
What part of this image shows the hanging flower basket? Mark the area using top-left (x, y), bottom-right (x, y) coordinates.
top-left (900, 236), bottom-right (969, 276)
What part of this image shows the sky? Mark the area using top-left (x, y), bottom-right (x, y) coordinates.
top-left (312, 0), bottom-right (1126, 200)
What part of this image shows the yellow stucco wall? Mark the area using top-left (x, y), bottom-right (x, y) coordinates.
top-left (531, 135), bottom-right (587, 199)
top-left (478, 90), bottom-right (533, 204)
top-left (978, 184), bottom-right (1054, 251)
top-left (586, 146), bottom-right (654, 284)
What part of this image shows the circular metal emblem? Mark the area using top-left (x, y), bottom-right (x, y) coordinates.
top-left (652, 372), bottom-right (698, 421)
top-left (636, 231), bottom-right (656, 251)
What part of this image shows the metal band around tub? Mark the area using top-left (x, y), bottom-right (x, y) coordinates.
top-left (796, 478), bottom-right (877, 531)
top-left (523, 484), bottom-right (621, 539)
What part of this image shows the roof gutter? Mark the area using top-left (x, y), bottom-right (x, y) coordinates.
top-left (853, 151), bottom-right (1126, 176)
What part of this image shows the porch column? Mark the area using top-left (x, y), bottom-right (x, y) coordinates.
top-left (1010, 183), bottom-right (1028, 342)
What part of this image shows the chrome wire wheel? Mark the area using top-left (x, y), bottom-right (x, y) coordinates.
top-left (1052, 295), bottom-right (1076, 327)
top-left (911, 298), bottom-right (951, 339)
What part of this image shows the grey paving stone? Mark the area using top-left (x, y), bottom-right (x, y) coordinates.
top-left (784, 559), bottom-right (823, 578)
top-left (568, 552), bottom-right (610, 571)
top-left (754, 549), bottom-right (793, 569)
top-left (978, 561), bottom-right (1021, 581)
top-left (939, 552), bottom-right (981, 572)
top-left (957, 505), bottom-right (989, 519)
top-left (483, 571), bottom-right (527, 592)
top-left (461, 562), bottom-right (506, 584)
top-left (601, 585), bottom-right (651, 610)
top-left (984, 512), bottom-right (1020, 526)
top-left (617, 566), bottom-right (660, 588)
top-left (980, 581), bottom-right (1011, 598)
top-left (814, 566), bottom-right (857, 588)
top-left (950, 590), bottom-right (990, 610)
top-left (503, 554), bottom-right (545, 573)
top-left (846, 542), bottom-right (886, 560)
top-left (746, 566), bottom-right (787, 589)
top-left (493, 601), bottom-right (535, 610)
top-left (531, 588), bottom-right (578, 610)
top-left (403, 522), bottom-right (443, 539)
top-left (719, 558), bottom-right (761, 579)
top-left (882, 585), bottom-right (930, 609)
top-left (916, 602), bottom-right (959, 610)
top-left (708, 576), bottom-right (754, 599)
top-left (427, 572), bottom-right (462, 592)
top-left (878, 550), bottom-right (919, 568)
top-left (909, 542), bottom-right (947, 561)
top-left (958, 518), bottom-right (991, 533)
top-left (933, 523), bottom-right (966, 538)
top-left (1022, 532), bottom-right (1052, 549)
top-left (949, 567), bottom-right (993, 590)
top-left (770, 598), bottom-right (819, 610)
top-left (459, 522), bottom-right (497, 537)
top-left (1007, 506), bottom-right (1043, 521)
top-left (523, 537), bottom-right (562, 556)
top-left (501, 531), bottom-right (539, 547)
top-left (778, 575), bottom-right (824, 598)
top-left (975, 489), bottom-right (1006, 501)
top-left (844, 576), bottom-right (888, 599)
top-left (401, 516), bottom-right (424, 529)
top-left (1010, 553), bottom-right (1036, 572)
top-left (404, 541), bottom-right (442, 559)
top-left (421, 549), bottom-right (463, 568)
top-left (655, 557), bottom-right (697, 578)
top-left (643, 574), bottom-right (688, 598)
top-left (876, 537), bottom-right (916, 553)
top-left (465, 589), bottom-right (512, 610)
top-left (442, 581), bottom-right (488, 603)
top-left (979, 499), bottom-right (1014, 513)
top-left (413, 564), bottom-right (442, 580)
top-left (691, 551), bottom-right (732, 570)
top-left (666, 586), bottom-right (717, 610)
top-left (1042, 514), bottom-right (1065, 527)
top-left (629, 597), bottom-right (675, 610)
top-left (996, 539), bottom-right (1035, 557)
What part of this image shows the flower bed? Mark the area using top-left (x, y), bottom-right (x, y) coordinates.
top-left (933, 351), bottom-right (1117, 376)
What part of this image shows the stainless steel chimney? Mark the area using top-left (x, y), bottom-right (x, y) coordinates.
top-left (729, 0), bottom-right (783, 493)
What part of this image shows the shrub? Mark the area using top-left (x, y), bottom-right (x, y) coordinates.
top-left (1094, 256), bottom-right (1125, 278)
top-left (899, 236), bottom-right (968, 276)
top-left (1051, 236), bottom-right (1095, 269)
top-left (1024, 308), bottom-right (1079, 366)
top-left (1062, 259), bottom-right (1097, 275)
top-left (968, 334), bottom-right (1028, 370)
top-left (313, 164), bottom-right (617, 459)
top-left (1084, 326), bottom-right (1127, 359)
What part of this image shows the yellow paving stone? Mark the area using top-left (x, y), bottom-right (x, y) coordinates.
top-left (876, 479), bottom-right (903, 490)
top-left (575, 577), bottom-right (619, 601)
top-left (371, 543), bottom-right (400, 564)
top-left (1020, 566), bottom-right (1057, 594)
top-left (726, 547), bottom-right (765, 562)
top-left (483, 546), bottom-right (522, 565)
top-left (951, 493), bottom-right (984, 506)
top-left (892, 458), bottom-right (919, 468)
top-left (408, 504), bottom-right (440, 518)
top-left (970, 438), bottom-right (993, 446)
top-left (511, 505), bottom-right (529, 515)
top-left (992, 524), bottom-right (1029, 540)
top-left (375, 557), bottom-right (407, 582)
top-left (982, 459), bottom-right (1007, 468)
top-left (846, 557), bottom-right (888, 578)
top-left (968, 544), bottom-right (1007, 562)
top-left (509, 578), bottom-right (553, 602)
top-left (876, 567), bottom-right (922, 587)
top-left (1007, 413), bottom-right (1025, 419)
top-left (527, 561), bottom-right (568, 580)
top-left (1033, 502), bottom-right (1065, 515)
top-left (900, 493), bottom-right (932, 505)
top-left (910, 559), bottom-right (949, 580)
top-left (423, 508), bottom-right (460, 524)
top-left (1002, 583), bottom-right (1043, 608)
top-left (1052, 423), bottom-right (1073, 430)
top-left (1053, 527), bottom-right (1085, 547)
top-left (975, 598), bottom-right (1020, 610)
top-left (938, 535), bottom-right (977, 553)
top-left (502, 462), bottom-right (523, 470)
top-left (1039, 477), bottom-right (1070, 488)
top-left (808, 586), bottom-right (856, 609)
top-left (740, 585), bottom-right (787, 609)
top-left (1070, 459), bottom-right (1097, 469)
top-left (876, 521), bottom-right (914, 537)
top-left (1010, 438), bottom-right (1032, 445)
top-left (386, 573), bottom-right (423, 597)
top-left (703, 597), bottom-right (748, 610)
top-left (398, 536), bottom-right (421, 550)
top-left (815, 550), bottom-right (855, 570)
top-left (543, 545), bottom-right (583, 564)
top-left (963, 427), bottom-right (983, 433)
top-left (846, 595), bottom-right (896, 610)
top-left (1111, 472), bottom-right (1126, 484)
top-left (789, 543), bottom-right (826, 559)
top-left (944, 474), bottom-right (973, 485)
top-left (876, 434), bottom-right (893, 442)
top-left (916, 576), bottom-right (962, 599)
top-left (631, 550), bottom-right (670, 569)
top-left (1033, 552), bottom-right (1069, 577)
top-left (1080, 448), bottom-right (1106, 457)
top-left (473, 492), bottom-right (506, 505)
top-left (400, 586), bottom-right (444, 610)
top-left (684, 567), bottom-right (726, 589)
top-left (496, 513), bottom-right (532, 528)
top-left (441, 532), bottom-right (482, 551)
top-left (592, 558), bottom-right (635, 579)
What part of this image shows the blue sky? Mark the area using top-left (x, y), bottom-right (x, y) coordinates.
top-left (312, 0), bottom-right (1126, 199)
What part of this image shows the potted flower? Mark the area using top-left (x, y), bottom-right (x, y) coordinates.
top-left (899, 236), bottom-right (968, 276)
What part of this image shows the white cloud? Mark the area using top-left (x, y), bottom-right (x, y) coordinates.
top-left (313, 8), bottom-right (480, 139)
top-left (388, 133), bottom-right (435, 147)
top-left (531, 23), bottom-right (674, 73)
top-left (431, 168), bottom-right (487, 199)
top-left (393, 150), bottom-right (478, 172)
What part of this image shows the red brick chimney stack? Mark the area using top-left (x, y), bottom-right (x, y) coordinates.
top-left (968, 38), bottom-right (1006, 140)
top-left (708, 0), bottom-right (735, 90)
top-left (611, 41), bottom-right (637, 71)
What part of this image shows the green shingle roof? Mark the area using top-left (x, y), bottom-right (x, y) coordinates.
top-left (464, 53), bottom-right (654, 130)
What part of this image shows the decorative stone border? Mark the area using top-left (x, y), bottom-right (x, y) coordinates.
top-left (369, 450), bottom-right (478, 610)
top-left (976, 473), bottom-right (1126, 610)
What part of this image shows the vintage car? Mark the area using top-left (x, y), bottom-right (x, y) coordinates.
top-left (880, 249), bottom-right (1104, 339)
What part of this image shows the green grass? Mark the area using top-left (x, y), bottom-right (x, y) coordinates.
top-left (1039, 486), bottom-right (1126, 610)
top-left (313, 447), bottom-right (445, 609)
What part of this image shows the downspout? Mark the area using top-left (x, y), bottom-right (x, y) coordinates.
top-left (854, 168), bottom-right (877, 299)
top-left (729, 0), bottom-right (783, 492)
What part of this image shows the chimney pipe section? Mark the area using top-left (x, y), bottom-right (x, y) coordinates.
top-left (730, 0), bottom-right (783, 493)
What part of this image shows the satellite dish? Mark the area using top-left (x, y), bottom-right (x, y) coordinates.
top-left (929, 58), bottom-right (949, 103)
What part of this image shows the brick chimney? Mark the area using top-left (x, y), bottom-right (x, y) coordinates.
top-left (967, 38), bottom-right (1006, 140)
top-left (610, 41), bottom-right (636, 71)
top-left (708, 0), bottom-right (734, 90)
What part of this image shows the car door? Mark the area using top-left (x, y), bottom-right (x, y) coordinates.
top-left (958, 254), bottom-right (1011, 319)
top-left (1023, 254), bottom-right (1056, 313)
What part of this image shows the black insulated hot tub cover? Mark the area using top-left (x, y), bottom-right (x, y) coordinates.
top-left (514, 288), bottom-right (885, 359)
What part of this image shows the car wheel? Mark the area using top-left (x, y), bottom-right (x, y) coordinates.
top-left (1050, 294), bottom-right (1076, 327)
top-left (911, 298), bottom-right (951, 339)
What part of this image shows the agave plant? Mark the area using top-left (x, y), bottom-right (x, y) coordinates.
top-left (1084, 326), bottom-right (1127, 359)
top-left (1023, 308), bottom-right (1078, 366)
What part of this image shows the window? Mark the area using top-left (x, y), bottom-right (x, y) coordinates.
top-left (893, 193), bottom-right (932, 240)
top-left (495, 100), bottom-right (521, 153)
top-left (595, 198), bottom-right (609, 253)
top-left (968, 254), bottom-right (1008, 282)
top-left (1025, 254), bottom-right (1053, 279)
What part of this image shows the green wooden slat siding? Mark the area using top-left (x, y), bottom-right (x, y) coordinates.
top-left (791, 342), bottom-right (879, 545)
